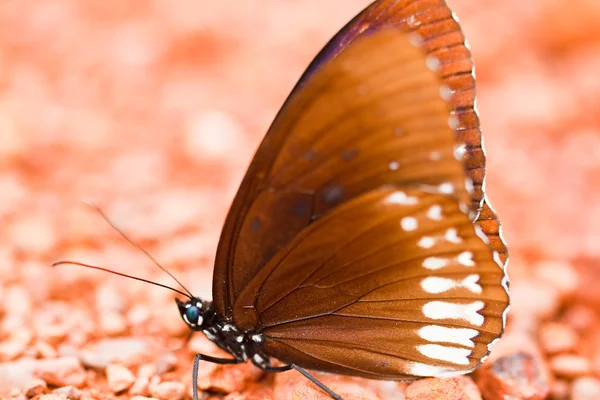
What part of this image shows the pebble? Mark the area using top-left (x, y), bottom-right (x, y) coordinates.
top-left (548, 379), bottom-right (570, 400)
top-left (550, 354), bottom-right (592, 378)
top-left (99, 311), bottom-right (128, 336)
top-left (533, 260), bottom-right (579, 297)
top-left (509, 279), bottom-right (560, 322)
top-left (37, 395), bottom-right (69, 400)
top-left (539, 322), bottom-right (578, 354)
top-left (195, 364), bottom-right (253, 394)
top-left (33, 357), bottom-right (86, 387)
top-left (53, 385), bottom-right (82, 400)
top-left (560, 304), bottom-right (599, 334)
top-left (149, 380), bottom-right (186, 400)
top-left (138, 363), bottom-right (157, 378)
top-left (3, 285), bottom-right (33, 316)
top-left (7, 214), bottom-right (57, 256)
top-left (130, 396), bottom-right (160, 400)
top-left (405, 377), bottom-right (482, 400)
top-left (475, 332), bottom-right (550, 400)
top-left (75, 338), bottom-right (153, 370)
top-left (25, 379), bottom-right (48, 397)
top-left (571, 377), bottom-right (600, 400)
top-left (106, 363), bottom-right (136, 393)
top-left (32, 341), bottom-right (59, 359)
top-left (156, 351), bottom-right (178, 374)
top-left (0, 327), bottom-right (34, 361)
top-left (130, 376), bottom-right (150, 396)
top-left (95, 282), bottom-right (126, 312)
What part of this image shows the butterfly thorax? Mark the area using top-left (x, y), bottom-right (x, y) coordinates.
top-left (201, 314), bottom-right (268, 366)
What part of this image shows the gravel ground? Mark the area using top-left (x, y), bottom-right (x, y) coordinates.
top-left (1, 1), bottom-right (600, 399)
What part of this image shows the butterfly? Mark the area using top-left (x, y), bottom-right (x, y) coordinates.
top-left (55, 1), bottom-right (509, 399)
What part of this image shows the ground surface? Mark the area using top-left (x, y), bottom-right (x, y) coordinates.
top-left (1, 1), bottom-right (600, 399)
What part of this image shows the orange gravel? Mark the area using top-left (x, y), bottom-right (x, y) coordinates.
top-left (1, 1), bottom-right (600, 399)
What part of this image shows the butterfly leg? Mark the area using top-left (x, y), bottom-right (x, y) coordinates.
top-left (192, 353), bottom-right (243, 400)
top-left (259, 363), bottom-right (343, 400)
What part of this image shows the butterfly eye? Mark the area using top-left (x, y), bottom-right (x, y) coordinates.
top-left (185, 305), bottom-right (201, 325)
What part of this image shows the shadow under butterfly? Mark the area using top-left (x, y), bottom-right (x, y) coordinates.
top-left (55, 1), bottom-right (510, 399)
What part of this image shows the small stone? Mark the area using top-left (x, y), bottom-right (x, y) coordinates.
top-left (53, 386), bottom-right (82, 400)
top-left (550, 354), bottom-right (592, 378)
top-left (539, 322), bottom-right (578, 354)
top-left (149, 380), bottom-right (185, 400)
top-left (195, 364), bottom-right (252, 394)
top-left (3, 285), bottom-right (33, 315)
top-left (126, 305), bottom-right (151, 326)
top-left (571, 377), bottom-right (600, 400)
top-left (156, 351), bottom-right (178, 375)
top-left (95, 283), bottom-right (126, 312)
top-left (130, 377), bottom-right (150, 396)
top-left (130, 396), bottom-right (159, 400)
top-left (77, 338), bottom-right (153, 370)
top-left (8, 215), bottom-right (57, 256)
top-left (138, 363), bottom-right (157, 378)
top-left (0, 328), bottom-right (34, 361)
top-left (405, 376), bottom-right (482, 400)
top-left (99, 311), bottom-right (128, 336)
top-left (475, 331), bottom-right (551, 400)
top-left (533, 260), bottom-right (579, 297)
top-left (509, 279), bottom-right (560, 322)
top-left (29, 341), bottom-right (58, 359)
top-left (549, 379), bottom-right (570, 400)
top-left (34, 357), bottom-right (86, 387)
top-left (560, 304), bottom-right (598, 334)
top-left (106, 363), bottom-right (135, 393)
top-left (38, 395), bottom-right (69, 400)
top-left (24, 379), bottom-right (48, 397)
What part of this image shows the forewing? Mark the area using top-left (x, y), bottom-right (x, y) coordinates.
top-left (213, 26), bottom-right (475, 317)
top-left (233, 187), bottom-right (509, 379)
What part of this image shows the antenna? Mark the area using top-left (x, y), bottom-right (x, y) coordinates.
top-left (82, 201), bottom-right (195, 298)
top-left (52, 261), bottom-right (192, 299)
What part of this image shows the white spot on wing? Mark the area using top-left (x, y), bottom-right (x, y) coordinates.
top-left (440, 85), bottom-right (453, 101)
top-left (429, 151), bottom-right (441, 161)
top-left (389, 160), bottom-right (399, 171)
top-left (423, 301), bottom-right (485, 326)
top-left (418, 325), bottom-right (479, 348)
top-left (386, 191), bottom-right (418, 205)
top-left (474, 225), bottom-right (490, 244)
top-left (448, 115), bottom-right (460, 130)
top-left (422, 257), bottom-right (449, 270)
top-left (417, 344), bottom-right (471, 365)
top-left (420, 275), bottom-right (482, 294)
top-left (418, 236), bottom-right (435, 249)
top-left (438, 183), bottom-right (454, 194)
top-left (445, 228), bottom-right (462, 243)
top-left (458, 251), bottom-right (475, 266)
top-left (408, 33), bottom-right (423, 47)
top-left (454, 144), bottom-right (466, 161)
top-left (401, 217), bottom-right (418, 231)
top-left (426, 55), bottom-right (440, 71)
top-left (407, 361), bottom-right (470, 378)
top-left (427, 205), bottom-right (442, 220)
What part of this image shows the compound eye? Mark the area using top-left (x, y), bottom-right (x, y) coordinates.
top-left (186, 306), bottom-right (200, 325)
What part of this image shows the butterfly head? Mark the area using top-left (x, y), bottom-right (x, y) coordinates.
top-left (176, 297), bottom-right (210, 330)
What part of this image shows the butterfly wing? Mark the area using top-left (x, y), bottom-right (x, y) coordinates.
top-left (233, 187), bottom-right (509, 378)
top-left (297, 0), bottom-right (508, 263)
top-left (213, 23), bottom-right (477, 317)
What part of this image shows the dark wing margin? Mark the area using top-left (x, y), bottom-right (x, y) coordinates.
top-left (232, 187), bottom-right (509, 379)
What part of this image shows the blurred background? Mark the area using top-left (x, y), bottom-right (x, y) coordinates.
top-left (1, 0), bottom-right (600, 398)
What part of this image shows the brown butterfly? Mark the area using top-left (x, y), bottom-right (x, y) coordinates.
top-left (56, 1), bottom-right (509, 399)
